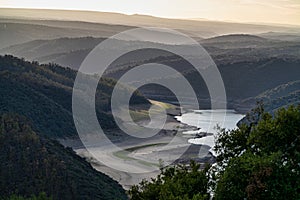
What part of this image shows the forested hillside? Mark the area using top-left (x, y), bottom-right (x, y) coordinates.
top-left (0, 114), bottom-right (127, 199)
top-left (0, 55), bottom-right (149, 138)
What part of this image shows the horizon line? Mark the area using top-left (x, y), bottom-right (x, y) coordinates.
top-left (0, 7), bottom-right (300, 28)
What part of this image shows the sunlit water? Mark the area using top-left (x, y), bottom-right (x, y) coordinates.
top-left (175, 109), bottom-right (245, 156)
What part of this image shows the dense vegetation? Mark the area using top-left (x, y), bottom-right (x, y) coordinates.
top-left (129, 105), bottom-right (300, 199)
top-left (128, 161), bottom-right (210, 200)
top-left (3, 193), bottom-right (51, 200)
top-left (0, 113), bottom-right (127, 200)
top-left (0, 55), bottom-right (148, 138)
top-left (213, 105), bottom-right (300, 199)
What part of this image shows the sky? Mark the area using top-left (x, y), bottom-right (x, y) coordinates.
top-left (0, 0), bottom-right (299, 26)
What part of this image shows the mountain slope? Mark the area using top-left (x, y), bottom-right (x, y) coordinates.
top-left (242, 80), bottom-right (300, 112)
top-left (0, 113), bottom-right (127, 199)
top-left (0, 37), bottom-right (175, 69)
top-left (128, 57), bottom-right (300, 110)
top-left (0, 55), bottom-right (149, 138)
top-left (0, 37), bottom-right (104, 60)
top-left (238, 80), bottom-right (300, 127)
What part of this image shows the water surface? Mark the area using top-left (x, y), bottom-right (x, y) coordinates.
top-left (175, 109), bottom-right (245, 156)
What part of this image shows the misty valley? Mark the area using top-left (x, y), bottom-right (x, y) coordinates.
top-left (0, 7), bottom-right (300, 200)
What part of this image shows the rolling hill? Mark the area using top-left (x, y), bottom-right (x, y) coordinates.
top-left (0, 37), bottom-right (104, 61)
top-left (238, 80), bottom-right (300, 127)
top-left (2, 34), bottom-right (300, 70)
top-left (131, 57), bottom-right (300, 111)
top-left (0, 21), bottom-right (133, 48)
top-left (242, 80), bottom-right (300, 112)
top-left (0, 37), bottom-right (176, 69)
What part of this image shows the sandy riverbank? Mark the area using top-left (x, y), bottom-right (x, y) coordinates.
top-left (60, 101), bottom-right (213, 190)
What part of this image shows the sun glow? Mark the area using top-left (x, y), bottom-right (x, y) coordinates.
top-left (0, 0), bottom-right (299, 25)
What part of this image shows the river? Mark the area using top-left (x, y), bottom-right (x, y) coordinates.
top-left (175, 109), bottom-right (245, 156)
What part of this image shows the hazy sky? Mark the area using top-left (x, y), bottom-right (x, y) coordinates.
top-left (0, 0), bottom-right (299, 25)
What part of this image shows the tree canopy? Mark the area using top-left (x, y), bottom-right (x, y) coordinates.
top-left (128, 161), bottom-right (210, 200)
top-left (213, 105), bottom-right (300, 199)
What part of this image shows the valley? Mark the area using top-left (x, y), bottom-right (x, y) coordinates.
top-left (0, 7), bottom-right (299, 199)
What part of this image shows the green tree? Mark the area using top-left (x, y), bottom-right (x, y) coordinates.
top-left (128, 161), bottom-right (210, 200)
top-left (213, 105), bottom-right (300, 200)
top-left (0, 114), bottom-right (127, 200)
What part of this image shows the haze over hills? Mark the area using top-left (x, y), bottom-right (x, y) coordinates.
top-left (2, 33), bottom-right (299, 67)
top-left (1, 29), bottom-right (300, 114)
top-left (0, 8), bottom-right (298, 117)
top-left (1, 31), bottom-right (299, 113)
top-left (0, 37), bottom-right (104, 60)
top-left (1, 8), bottom-right (300, 39)
top-left (0, 2), bottom-right (299, 199)
top-left (258, 32), bottom-right (300, 42)
top-left (0, 20), bottom-right (133, 48)
top-left (0, 7), bottom-right (299, 196)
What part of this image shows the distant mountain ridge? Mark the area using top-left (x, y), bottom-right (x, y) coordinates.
top-left (1, 8), bottom-right (299, 39)
top-left (258, 32), bottom-right (300, 42)
top-left (2, 34), bottom-right (299, 70)
top-left (201, 34), bottom-right (268, 43)
top-left (0, 37), bottom-right (104, 60)
top-left (1, 36), bottom-right (299, 113)
top-left (0, 21), bottom-right (133, 48)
